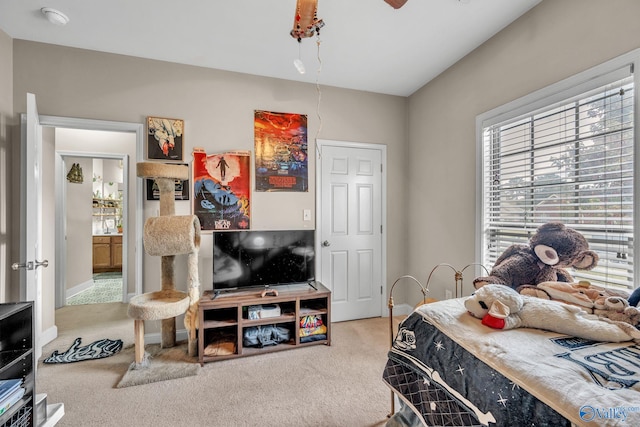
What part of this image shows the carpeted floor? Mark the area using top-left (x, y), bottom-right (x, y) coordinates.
top-left (38, 303), bottom-right (400, 426)
top-left (66, 272), bottom-right (123, 305)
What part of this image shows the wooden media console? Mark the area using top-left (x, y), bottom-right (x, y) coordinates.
top-left (197, 282), bottom-right (331, 365)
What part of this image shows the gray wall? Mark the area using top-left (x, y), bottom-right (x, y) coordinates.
top-left (0, 29), bottom-right (13, 303)
top-left (64, 156), bottom-right (94, 292)
top-left (406, 0), bottom-right (640, 302)
top-left (9, 40), bottom-right (409, 333)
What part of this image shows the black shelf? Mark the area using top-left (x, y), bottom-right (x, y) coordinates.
top-left (0, 302), bottom-right (34, 427)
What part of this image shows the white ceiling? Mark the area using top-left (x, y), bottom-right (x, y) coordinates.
top-left (0, 0), bottom-right (541, 97)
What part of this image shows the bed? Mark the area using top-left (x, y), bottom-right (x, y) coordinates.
top-left (382, 297), bottom-right (640, 427)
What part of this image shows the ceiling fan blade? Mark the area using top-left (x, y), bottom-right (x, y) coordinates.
top-left (384, 0), bottom-right (408, 9)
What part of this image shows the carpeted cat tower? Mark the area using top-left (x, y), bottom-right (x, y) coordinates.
top-left (127, 162), bottom-right (201, 366)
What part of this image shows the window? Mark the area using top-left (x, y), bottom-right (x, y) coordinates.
top-left (478, 57), bottom-right (637, 290)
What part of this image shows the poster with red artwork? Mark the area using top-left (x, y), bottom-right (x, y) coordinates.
top-left (254, 110), bottom-right (308, 192)
top-left (192, 148), bottom-right (251, 231)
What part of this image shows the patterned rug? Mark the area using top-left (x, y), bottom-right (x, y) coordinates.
top-left (66, 272), bottom-right (123, 305)
top-left (44, 337), bottom-right (124, 364)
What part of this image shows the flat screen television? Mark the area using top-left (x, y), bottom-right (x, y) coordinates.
top-left (212, 229), bottom-right (315, 292)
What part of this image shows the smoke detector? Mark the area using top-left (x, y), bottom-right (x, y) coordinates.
top-left (41, 8), bottom-right (70, 26)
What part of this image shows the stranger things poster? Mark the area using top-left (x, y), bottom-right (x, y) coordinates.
top-left (192, 148), bottom-right (251, 231)
top-left (254, 110), bottom-right (308, 192)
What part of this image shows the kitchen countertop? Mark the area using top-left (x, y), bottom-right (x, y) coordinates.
top-left (93, 233), bottom-right (123, 236)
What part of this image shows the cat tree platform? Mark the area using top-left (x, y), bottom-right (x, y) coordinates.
top-left (128, 290), bottom-right (190, 364)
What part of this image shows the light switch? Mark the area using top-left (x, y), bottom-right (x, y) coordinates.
top-left (303, 209), bottom-right (311, 221)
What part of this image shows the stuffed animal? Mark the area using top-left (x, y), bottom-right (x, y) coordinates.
top-left (518, 281), bottom-right (638, 326)
top-left (473, 222), bottom-right (599, 290)
top-left (464, 284), bottom-right (640, 343)
top-left (518, 281), bottom-right (629, 312)
top-left (593, 295), bottom-right (640, 326)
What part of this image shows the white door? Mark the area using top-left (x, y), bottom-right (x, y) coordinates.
top-left (15, 93), bottom-right (47, 359)
top-left (319, 141), bottom-right (384, 322)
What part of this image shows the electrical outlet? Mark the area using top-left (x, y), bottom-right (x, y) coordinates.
top-left (445, 290), bottom-right (453, 300)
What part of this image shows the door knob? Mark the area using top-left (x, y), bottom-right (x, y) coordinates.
top-left (12, 261), bottom-right (33, 271)
top-left (35, 259), bottom-right (49, 268)
top-left (11, 259), bottom-right (49, 270)
top-left (322, 240), bottom-right (331, 247)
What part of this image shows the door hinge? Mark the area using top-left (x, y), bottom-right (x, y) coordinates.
top-left (381, 286), bottom-right (383, 295)
top-left (380, 225), bottom-right (383, 234)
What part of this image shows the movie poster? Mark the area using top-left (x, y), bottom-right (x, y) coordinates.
top-left (254, 110), bottom-right (308, 192)
top-left (192, 148), bottom-right (251, 231)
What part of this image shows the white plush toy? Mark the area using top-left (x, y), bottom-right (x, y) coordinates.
top-left (464, 284), bottom-right (640, 343)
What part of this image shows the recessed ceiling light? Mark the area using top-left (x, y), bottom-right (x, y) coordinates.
top-left (41, 7), bottom-right (70, 26)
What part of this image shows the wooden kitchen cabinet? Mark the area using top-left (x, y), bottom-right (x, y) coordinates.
top-left (93, 235), bottom-right (122, 272)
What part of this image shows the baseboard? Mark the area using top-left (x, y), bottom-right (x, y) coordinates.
top-left (143, 328), bottom-right (189, 345)
top-left (387, 303), bottom-right (414, 317)
top-left (66, 279), bottom-right (94, 299)
top-left (41, 324), bottom-right (58, 347)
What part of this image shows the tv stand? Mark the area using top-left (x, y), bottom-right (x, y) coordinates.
top-left (198, 282), bottom-right (331, 365)
top-left (260, 288), bottom-right (279, 297)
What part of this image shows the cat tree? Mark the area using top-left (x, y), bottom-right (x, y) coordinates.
top-left (127, 162), bottom-right (201, 365)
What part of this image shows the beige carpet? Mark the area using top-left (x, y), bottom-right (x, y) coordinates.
top-left (115, 342), bottom-right (201, 388)
top-left (37, 302), bottom-right (398, 426)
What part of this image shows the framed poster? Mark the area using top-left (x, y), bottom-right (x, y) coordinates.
top-left (192, 148), bottom-right (251, 231)
top-left (145, 178), bottom-right (190, 201)
top-left (254, 110), bottom-right (308, 192)
top-left (147, 116), bottom-right (184, 161)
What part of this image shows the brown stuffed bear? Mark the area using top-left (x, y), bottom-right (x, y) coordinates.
top-left (473, 222), bottom-right (599, 290)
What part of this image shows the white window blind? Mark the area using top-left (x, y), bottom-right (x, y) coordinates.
top-left (480, 68), bottom-right (635, 290)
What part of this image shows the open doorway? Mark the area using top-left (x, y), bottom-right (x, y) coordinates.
top-left (60, 154), bottom-right (129, 307)
top-left (43, 120), bottom-right (144, 317)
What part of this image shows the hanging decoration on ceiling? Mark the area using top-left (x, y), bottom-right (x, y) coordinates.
top-left (290, 0), bottom-right (325, 42)
top-left (289, 0), bottom-right (324, 158)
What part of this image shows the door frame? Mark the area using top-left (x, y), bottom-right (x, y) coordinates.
top-left (55, 152), bottom-right (130, 308)
top-left (315, 139), bottom-right (388, 318)
top-left (39, 116), bottom-right (144, 307)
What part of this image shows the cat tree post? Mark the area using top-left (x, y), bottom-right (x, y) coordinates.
top-left (157, 175), bottom-right (179, 347)
top-left (128, 162), bottom-right (201, 364)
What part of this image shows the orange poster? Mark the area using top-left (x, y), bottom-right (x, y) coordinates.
top-left (254, 110), bottom-right (308, 192)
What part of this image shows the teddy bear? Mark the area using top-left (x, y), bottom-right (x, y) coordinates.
top-left (593, 295), bottom-right (640, 326)
top-left (518, 280), bottom-right (639, 325)
top-left (473, 222), bottom-right (599, 290)
top-left (518, 281), bottom-right (628, 310)
top-left (464, 284), bottom-right (640, 343)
